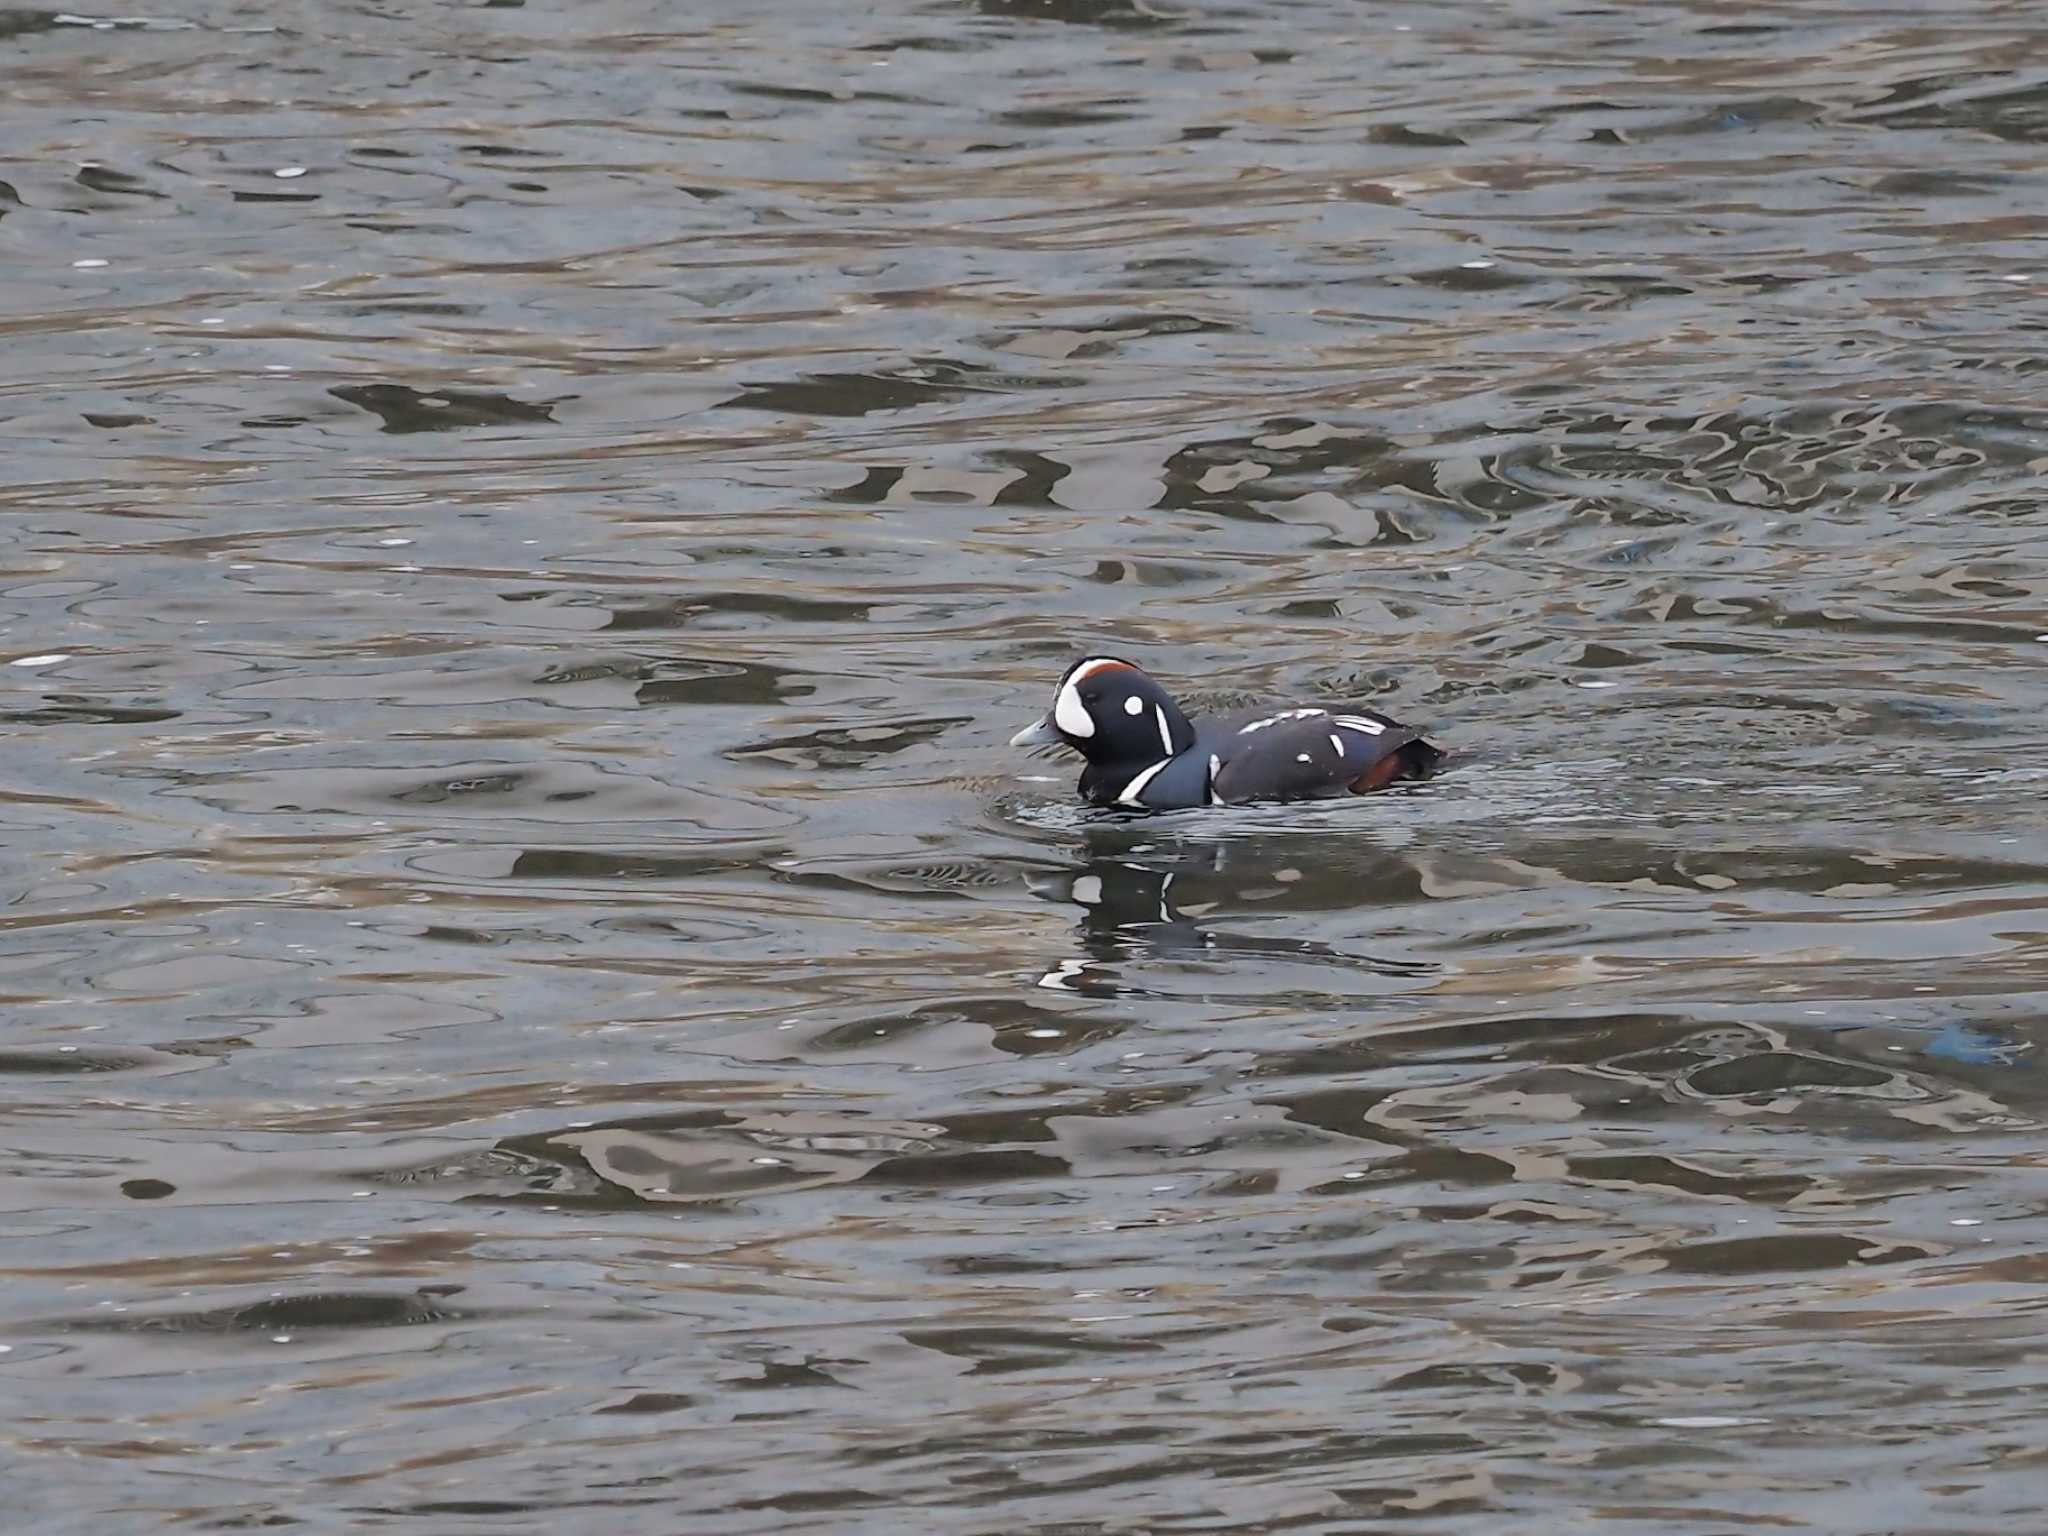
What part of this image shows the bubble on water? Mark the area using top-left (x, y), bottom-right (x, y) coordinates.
top-left (1654, 1415), bottom-right (1767, 1429)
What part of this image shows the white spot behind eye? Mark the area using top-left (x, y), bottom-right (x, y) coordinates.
top-left (1297, 753), bottom-right (1312, 763)
top-left (1154, 704), bottom-right (1174, 755)
top-left (1054, 680), bottom-right (1095, 738)
top-left (1123, 695), bottom-right (1144, 715)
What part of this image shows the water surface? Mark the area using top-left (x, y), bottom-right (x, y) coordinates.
top-left (3, 1), bottom-right (2047, 1530)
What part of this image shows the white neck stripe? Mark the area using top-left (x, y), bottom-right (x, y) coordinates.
top-left (1117, 758), bottom-right (1172, 806)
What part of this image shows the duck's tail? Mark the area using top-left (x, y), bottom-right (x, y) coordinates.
top-left (1350, 735), bottom-right (1444, 793)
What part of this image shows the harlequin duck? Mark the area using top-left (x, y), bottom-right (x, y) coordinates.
top-left (1011, 656), bottom-right (1443, 810)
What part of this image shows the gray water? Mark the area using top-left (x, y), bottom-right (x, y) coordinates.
top-left (4, 1), bottom-right (2048, 1530)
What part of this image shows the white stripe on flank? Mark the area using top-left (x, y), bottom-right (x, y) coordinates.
top-left (1154, 704), bottom-right (1174, 756)
top-left (1238, 707), bottom-right (1324, 735)
top-left (1117, 759), bottom-right (1172, 806)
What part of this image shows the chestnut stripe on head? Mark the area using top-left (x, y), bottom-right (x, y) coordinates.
top-left (1067, 657), bottom-right (1134, 684)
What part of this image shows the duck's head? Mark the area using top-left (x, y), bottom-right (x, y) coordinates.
top-left (1010, 656), bottom-right (1195, 764)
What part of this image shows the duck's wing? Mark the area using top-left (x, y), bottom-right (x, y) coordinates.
top-left (1209, 708), bottom-right (1440, 802)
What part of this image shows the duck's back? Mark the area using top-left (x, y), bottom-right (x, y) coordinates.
top-left (1198, 706), bottom-right (1440, 803)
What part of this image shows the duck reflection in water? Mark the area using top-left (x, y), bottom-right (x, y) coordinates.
top-left (1025, 828), bottom-right (1436, 997)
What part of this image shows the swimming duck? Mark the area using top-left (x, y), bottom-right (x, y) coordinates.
top-left (1011, 656), bottom-right (1442, 809)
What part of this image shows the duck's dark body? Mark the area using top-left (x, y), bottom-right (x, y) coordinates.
top-left (1013, 657), bottom-right (1442, 811)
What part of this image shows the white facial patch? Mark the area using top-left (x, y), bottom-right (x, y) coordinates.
top-left (1154, 704), bottom-right (1175, 755)
top-left (1122, 695), bottom-right (1144, 715)
top-left (1053, 678), bottom-right (1095, 738)
top-left (1052, 658), bottom-right (1132, 740)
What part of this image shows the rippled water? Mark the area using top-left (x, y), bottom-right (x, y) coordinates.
top-left (5, 0), bottom-right (2048, 1529)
